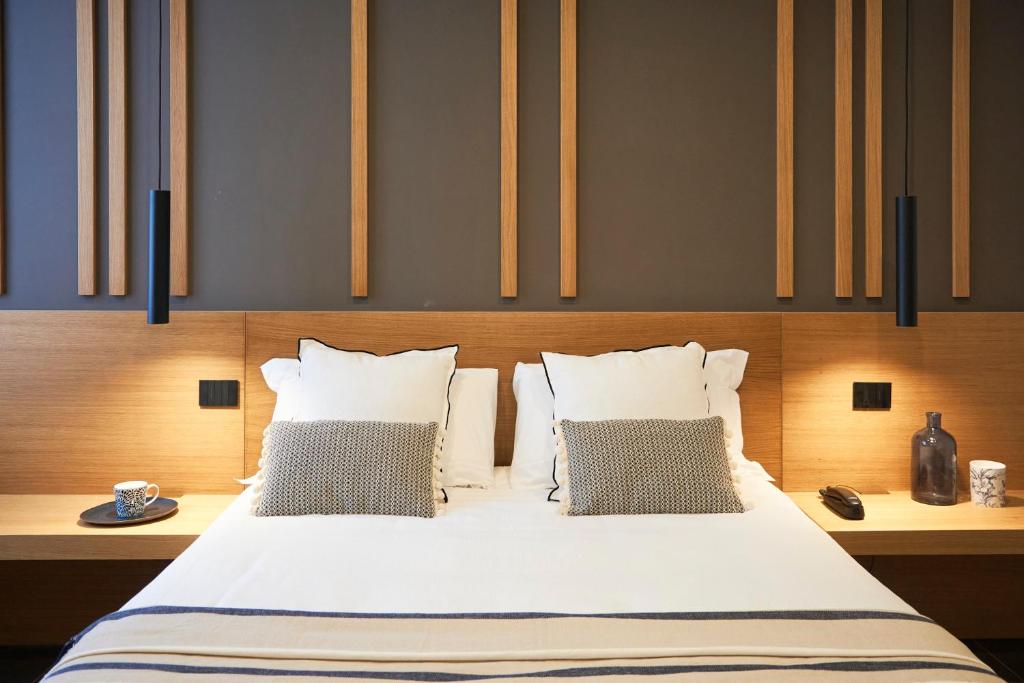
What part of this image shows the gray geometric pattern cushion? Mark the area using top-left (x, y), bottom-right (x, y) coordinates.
top-left (556, 416), bottom-right (744, 516)
top-left (253, 420), bottom-right (440, 518)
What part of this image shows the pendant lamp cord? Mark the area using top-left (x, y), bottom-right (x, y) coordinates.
top-left (903, 0), bottom-right (910, 196)
top-left (157, 0), bottom-right (163, 191)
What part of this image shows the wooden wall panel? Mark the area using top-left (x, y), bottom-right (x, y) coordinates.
top-left (559, 0), bottom-right (576, 298)
top-left (834, 0), bottom-right (853, 298)
top-left (76, 0), bottom-right (96, 296)
top-left (775, 0), bottom-right (793, 298)
top-left (170, 0), bottom-right (189, 296)
top-left (0, 312), bottom-right (245, 494)
top-left (351, 0), bottom-right (368, 298)
top-left (500, 0), bottom-right (517, 298)
top-left (782, 312), bottom-right (1024, 493)
top-left (2, 310), bottom-right (1022, 506)
top-left (864, 0), bottom-right (883, 298)
top-left (952, 0), bottom-right (971, 298)
top-left (108, 0), bottom-right (128, 296)
top-left (244, 312), bottom-right (783, 478)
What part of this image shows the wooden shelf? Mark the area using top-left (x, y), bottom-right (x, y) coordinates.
top-left (788, 490), bottom-right (1024, 556)
top-left (0, 494), bottom-right (235, 560)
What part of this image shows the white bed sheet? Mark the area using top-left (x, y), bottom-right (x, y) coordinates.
top-left (126, 469), bottom-right (911, 615)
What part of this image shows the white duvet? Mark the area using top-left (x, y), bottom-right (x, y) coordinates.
top-left (127, 469), bottom-right (910, 616)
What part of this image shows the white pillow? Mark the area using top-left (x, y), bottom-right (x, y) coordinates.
top-left (509, 363), bottom-right (557, 490)
top-left (540, 344), bottom-right (709, 421)
top-left (704, 349), bottom-right (773, 481)
top-left (261, 358), bottom-right (301, 421)
top-left (441, 368), bottom-right (497, 488)
top-left (297, 339), bottom-right (457, 426)
top-left (510, 347), bottom-right (772, 490)
top-left (261, 355), bottom-right (497, 488)
top-left (705, 349), bottom-right (747, 453)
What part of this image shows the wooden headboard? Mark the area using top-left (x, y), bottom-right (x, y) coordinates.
top-left (0, 311), bottom-right (244, 494)
top-left (5, 311), bottom-right (1022, 494)
top-left (244, 312), bottom-right (783, 477)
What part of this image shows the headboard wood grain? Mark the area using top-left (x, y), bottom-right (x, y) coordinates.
top-left (782, 312), bottom-right (1024, 493)
top-left (0, 311), bottom-right (244, 494)
top-left (4, 311), bottom-right (1022, 495)
top-left (244, 312), bottom-right (783, 478)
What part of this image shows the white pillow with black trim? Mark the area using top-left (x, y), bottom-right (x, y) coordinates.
top-left (255, 340), bottom-right (459, 514)
top-left (540, 344), bottom-right (709, 422)
top-left (296, 339), bottom-right (458, 427)
top-left (261, 355), bottom-right (496, 488)
top-left (512, 348), bottom-right (773, 489)
top-left (540, 344), bottom-right (709, 500)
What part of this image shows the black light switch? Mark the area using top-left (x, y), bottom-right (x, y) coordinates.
top-left (853, 382), bottom-right (891, 410)
top-left (199, 380), bottom-right (240, 407)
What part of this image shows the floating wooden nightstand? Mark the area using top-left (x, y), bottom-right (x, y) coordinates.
top-left (0, 494), bottom-right (234, 561)
top-left (788, 490), bottom-right (1024, 556)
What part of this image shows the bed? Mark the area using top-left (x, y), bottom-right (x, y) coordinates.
top-left (44, 317), bottom-right (998, 680)
top-left (46, 469), bottom-right (994, 681)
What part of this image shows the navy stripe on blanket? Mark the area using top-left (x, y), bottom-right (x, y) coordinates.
top-left (86, 604), bottom-right (936, 628)
top-left (47, 659), bottom-right (998, 681)
top-left (62, 605), bottom-right (935, 651)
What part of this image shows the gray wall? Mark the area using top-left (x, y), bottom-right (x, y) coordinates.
top-left (2, 0), bottom-right (1022, 311)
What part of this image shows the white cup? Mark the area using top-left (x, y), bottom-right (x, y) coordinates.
top-left (114, 480), bottom-right (160, 518)
top-left (969, 461), bottom-right (1006, 508)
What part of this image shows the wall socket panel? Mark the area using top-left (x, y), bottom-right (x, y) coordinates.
top-left (199, 380), bottom-right (240, 407)
top-left (852, 382), bottom-right (892, 410)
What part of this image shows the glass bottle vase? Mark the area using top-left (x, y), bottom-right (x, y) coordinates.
top-left (910, 412), bottom-right (958, 505)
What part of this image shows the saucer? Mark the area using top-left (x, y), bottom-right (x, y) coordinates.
top-left (79, 498), bottom-right (178, 526)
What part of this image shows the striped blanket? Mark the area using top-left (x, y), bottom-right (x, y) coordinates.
top-left (45, 606), bottom-right (996, 681)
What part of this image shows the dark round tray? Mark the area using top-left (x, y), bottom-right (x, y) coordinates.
top-left (79, 497), bottom-right (178, 526)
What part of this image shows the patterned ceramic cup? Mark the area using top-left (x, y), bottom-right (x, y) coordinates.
top-left (114, 481), bottom-right (160, 518)
top-left (969, 461), bottom-right (1006, 508)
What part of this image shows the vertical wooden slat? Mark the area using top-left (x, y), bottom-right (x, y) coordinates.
top-left (351, 0), bottom-right (368, 298)
top-left (108, 0), bottom-right (127, 296)
top-left (76, 0), bottom-right (96, 296)
top-left (864, 0), bottom-right (883, 298)
top-left (500, 0), bottom-right (518, 298)
top-left (834, 0), bottom-right (853, 298)
top-left (776, 0), bottom-right (793, 298)
top-left (170, 0), bottom-right (189, 296)
top-left (952, 0), bottom-right (970, 298)
top-left (0, 1), bottom-right (5, 296)
top-left (559, 0), bottom-right (576, 298)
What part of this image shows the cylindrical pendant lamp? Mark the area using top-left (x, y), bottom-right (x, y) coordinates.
top-left (147, 190), bottom-right (170, 324)
top-left (896, 195), bottom-right (917, 327)
top-left (147, 3), bottom-right (170, 325)
top-left (896, 0), bottom-right (917, 327)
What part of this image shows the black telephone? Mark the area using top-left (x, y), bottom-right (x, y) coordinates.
top-left (818, 485), bottom-right (865, 520)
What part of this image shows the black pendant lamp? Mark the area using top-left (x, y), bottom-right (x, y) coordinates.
top-left (148, 2), bottom-right (170, 325)
top-left (896, 0), bottom-right (917, 327)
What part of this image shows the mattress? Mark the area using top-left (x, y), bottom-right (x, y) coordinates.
top-left (48, 469), bottom-right (995, 681)
top-left (125, 469), bottom-right (907, 615)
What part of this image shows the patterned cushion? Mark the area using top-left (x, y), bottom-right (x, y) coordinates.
top-left (554, 416), bottom-right (744, 516)
top-left (252, 420), bottom-right (442, 518)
